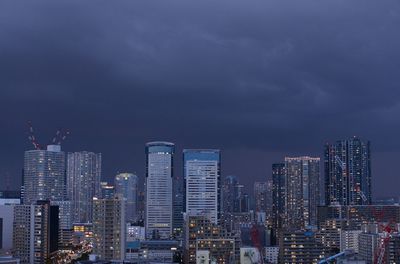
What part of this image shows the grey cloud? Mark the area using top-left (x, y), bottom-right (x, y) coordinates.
top-left (0, 0), bottom-right (399, 196)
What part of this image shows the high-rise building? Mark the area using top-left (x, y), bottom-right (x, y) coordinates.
top-left (92, 197), bottom-right (125, 260)
top-left (222, 175), bottom-right (238, 214)
top-left (51, 200), bottom-right (73, 248)
top-left (272, 163), bottom-right (285, 231)
top-left (172, 174), bottom-right (184, 237)
top-left (23, 145), bottom-right (65, 204)
top-left (145, 142), bottom-right (174, 239)
top-left (115, 173), bottom-right (139, 223)
top-left (183, 149), bottom-right (221, 224)
top-left (67, 151), bottom-right (101, 223)
top-left (285, 156), bottom-right (320, 229)
top-left (254, 182), bottom-right (268, 213)
top-left (254, 180), bottom-right (273, 222)
top-left (12, 201), bottom-right (59, 264)
top-left (324, 137), bottom-right (371, 206)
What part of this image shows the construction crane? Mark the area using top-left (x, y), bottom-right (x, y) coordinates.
top-left (359, 189), bottom-right (396, 264)
top-left (374, 222), bottom-right (394, 264)
top-left (26, 121), bottom-right (70, 150)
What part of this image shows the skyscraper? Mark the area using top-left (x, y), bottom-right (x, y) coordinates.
top-left (172, 174), bottom-right (184, 237)
top-left (92, 197), bottom-right (125, 260)
top-left (145, 141), bottom-right (174, 239)
top-left (254, 182), bottom-right (267, 213)
top-left (183, 149), bottom-right (221, 224)
top-left (324, 137), bottom-right (371, 206)
top-left (67, 151), bottom-right (102, 223)
top-left (272, 163), bottom-right (285, 231)
top-left (23, 145), bottom-right (65, 204)
top-left (254, 181), bottom-right (273, 225)
top-left (285, 156), bottom-right (320, 229)
top-left (222, 175), bottom-right (238, 214)
top-left (115, 172), bottom-right (139, 223)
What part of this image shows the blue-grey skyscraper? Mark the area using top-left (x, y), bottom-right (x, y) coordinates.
top-left (324, 137), bottom-right (371, 206)
top-left (285, 156), bottom-right (320, 229)
top-left (222, 175), bottom-right (238, 214)
top-left (272, 163), bottom-right (285, 230)
top-left (67, 151), bottom-right (102, 223)
top-left (183, 149), bottom-right (221, 224)
top-left (23, 145), bottom-right (65, 204)
top-left (145, 142), bottom-right (174, 239)
top-left (115, 172), bottom-right (139, 223)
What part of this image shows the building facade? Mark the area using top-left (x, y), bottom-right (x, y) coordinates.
top-left (183, 149), bottom-right (221, 224)
top-left (145, 142), bottom-right (174, 239)
top-left (272, 163), bottom-right (285, 232)
top-left (23, 145), bottom-right (65, 204)
top-left (324, 137), bottom-right (371, 206)
top-left (285, 156), bottom-right (320, 229)
top-left (222, 175), bottom-right (238, 214)
top-left (67, 151), bottom-right (102, 223)
top-left (92, 197), bottom-right (125, 260)
top-left (115, 173), bottom-right (139, 223)
top-left (12, 201), bottom-right (59, 264)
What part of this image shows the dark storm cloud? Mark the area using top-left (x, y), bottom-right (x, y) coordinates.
top-left (0, 0), bottom-right (400, 196)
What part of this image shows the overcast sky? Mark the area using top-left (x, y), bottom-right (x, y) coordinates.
top-left (0, 0), bottom-right (400, 197)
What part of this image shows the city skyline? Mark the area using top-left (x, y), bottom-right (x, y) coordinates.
top-left (1, 1), bottom-right (400, 197)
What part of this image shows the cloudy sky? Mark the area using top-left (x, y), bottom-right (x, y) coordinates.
top-left (0, 0), bottom-right (399, 197)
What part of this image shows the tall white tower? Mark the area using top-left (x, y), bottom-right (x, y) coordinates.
top-left (145, 142), bottom-right (174, 239)
top-left (183, 149), bottom-right (220, 224)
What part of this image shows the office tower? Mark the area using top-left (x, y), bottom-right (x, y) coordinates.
top-left (23, 145), bottom-right (65, 204)
top-left (145, 142), bottom-right (174, 239)
top-left (183, 149), bottom-right (221, 224)
top-left (222, 175), bottom-right (238, 214)
top-left (100, 182), bottom-right (115, 199)
top-left (285, 156), bottom-right (320, 229)
top-left (67, 151), bottom-right (101, 223)
top-left (92, 197), bottom-right (125, 260)
top-left (115, 173), bottom-right (139, 223)
top-left (324, 137), bottom-right (371, 206)
top-left (12, 201), bottom-right (59, 264)
top-left (272, 163), bottom-right (285, 231)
